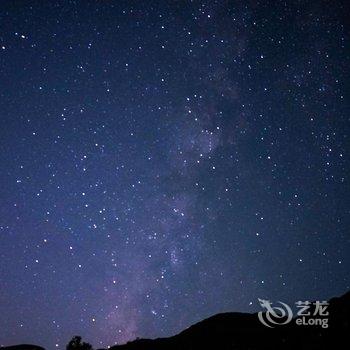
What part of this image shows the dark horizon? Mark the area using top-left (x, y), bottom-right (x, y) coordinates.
top-left (0, 1), bottom-right (349, 349)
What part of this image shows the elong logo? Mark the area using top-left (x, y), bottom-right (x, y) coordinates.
top-left (258, 299), bottom-right (329, 328)
top-left (258, 299), bottom-right (293, 327)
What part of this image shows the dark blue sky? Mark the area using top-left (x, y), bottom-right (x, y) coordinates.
top-left (0, 1), bottom-right (349, 348)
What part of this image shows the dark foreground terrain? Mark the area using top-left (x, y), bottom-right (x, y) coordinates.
top-left (2, 291), bottom-right (349, 350)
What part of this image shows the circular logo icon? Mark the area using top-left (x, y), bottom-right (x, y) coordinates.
top-left (258, 298), bottom-right (293, 328)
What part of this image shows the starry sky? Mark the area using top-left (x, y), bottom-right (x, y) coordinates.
top-left (0, 0), bottom-right (349, 349)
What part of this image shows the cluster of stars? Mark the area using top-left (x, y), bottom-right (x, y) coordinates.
top-left (0, 1), bottom-right (349, 349)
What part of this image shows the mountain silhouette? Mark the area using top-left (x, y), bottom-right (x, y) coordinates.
top-left (107, 291), bottom-right (349, 350)
top-left (1, 291), bottom-right (349, 350)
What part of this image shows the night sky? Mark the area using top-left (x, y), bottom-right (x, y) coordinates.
top-left (0, 1), bottom-right (349, 349)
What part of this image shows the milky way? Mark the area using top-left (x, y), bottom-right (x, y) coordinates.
top-left (0, 1), bottom-right (349, 349)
